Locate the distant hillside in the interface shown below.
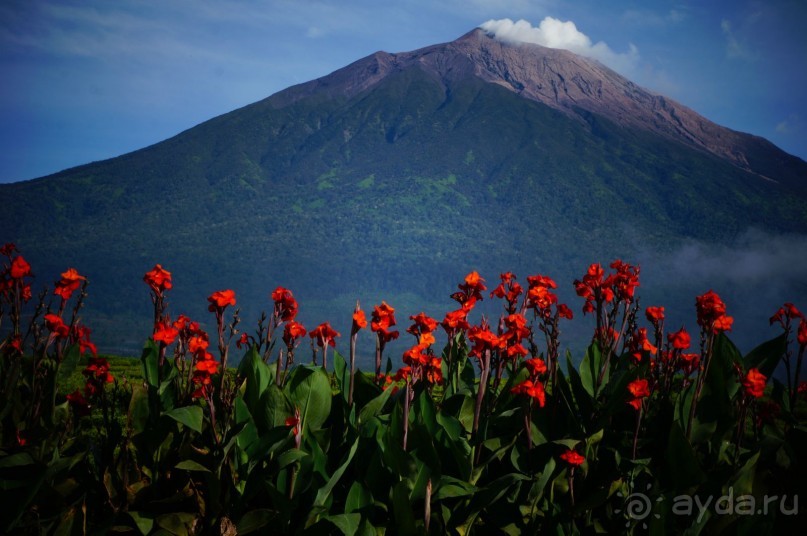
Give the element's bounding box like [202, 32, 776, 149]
[2, 29, 806, 360]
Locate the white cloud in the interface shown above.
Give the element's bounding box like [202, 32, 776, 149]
[479, 17, 639, 74]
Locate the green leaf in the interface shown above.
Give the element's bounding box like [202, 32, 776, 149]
[259, 384, 294, 430]
[235, 509, 275, 535]
[323, 513, 362, 536]
[392, 480, 417, 536]
[310, 438, 360, 519]
[174, 460, 211, 473]
[239, 345, 274, 411]
[155, 512, 196, 536]
[743, 333, 787, 379]
[433, 475, 477, 500]
[140, 339, 160, 389]
[666, 422, 704, 491]
[334, 350, 349, 402]
[164, 406, 203, 433]
[127, 511, 155, 535]
[345, 482, 373, 514]
[579, 342, 602, 398]
[128, 385, 149, 435]
[286, 365, 333, 432]
[358, 380, 393, 427]
[0, 452, 34, 469]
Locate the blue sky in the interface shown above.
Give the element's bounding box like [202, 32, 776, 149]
[2, 0, 806, 183]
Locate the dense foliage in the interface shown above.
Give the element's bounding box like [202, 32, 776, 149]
[1, 246, 805, 534]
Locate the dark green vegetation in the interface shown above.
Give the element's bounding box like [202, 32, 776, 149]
[2, 35, 806, 358]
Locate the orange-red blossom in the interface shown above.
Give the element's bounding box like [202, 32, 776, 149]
[54, 268, 86, 301]
[627, 378, 650, 410]
[143, 264, 172, 293]
[310, 322, 340, 348]
[742, 368, 767, 399]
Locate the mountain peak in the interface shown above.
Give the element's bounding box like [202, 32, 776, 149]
[270, 27, 801, 180]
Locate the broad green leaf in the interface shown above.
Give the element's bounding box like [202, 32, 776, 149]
[174, 460, 211, 472]
[433, 476, 477, 500]
[311, 438, 360, 518]
[743, 333, 787, 379]
[345, 481, 373, 514]
[276, 449, 307, 470]
[324, 513, 362, 536]
[579, 342, 602, 398]
[0, 452, 33, 469]
[239, 345, 273, 411]
[286, 365, 333, 432]
[128, 385, 149, 435]
[358, 383, 393, 427]
[666, 422, 704, 491]
[259, 384, 294, 430]
[127, 511, 155, 536]
[155, 512, 196, 536]
[334, 350, 349, 401]
[164, 406, 203, 433]
[140, 339, 160, 389]
[392, 481, 417, 536]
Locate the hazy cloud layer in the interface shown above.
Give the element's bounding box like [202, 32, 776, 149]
[479, 17, 639, 74]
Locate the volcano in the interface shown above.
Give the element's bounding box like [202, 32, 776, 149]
[3, 28, 806, 357]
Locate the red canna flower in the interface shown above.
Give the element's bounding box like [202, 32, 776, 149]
[742, 368, 767, 399]
[798, 320, 807, 347]
[695, 290, 731, 332]
[371, 301, 399, 344]
[557, 303, 574, 320]
[309, 322, 340, 348]
[668, 327, 691, 350]
[407, 312, 439, 336]
[283, 320, 307, 348]
[9, 256, 31, 279]
[559, 449, 585, 466]
[271, 286, 299, 321]
[425, 357, 444, 386]
[44, 313, 70, 339]
[143, 264, 172, 293]
[511, 379, 546, 407]
[153, 321, 179, 345]
[352, 306, 367, 334]
[627, 379, 650, 410]
[524, 357, 547, 378]
[208, 289, 236, 311]
[53, 268, 86, 301]
[645, 306, 665, 325]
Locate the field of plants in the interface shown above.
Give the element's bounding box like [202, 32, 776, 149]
[1, 244, 805, 534]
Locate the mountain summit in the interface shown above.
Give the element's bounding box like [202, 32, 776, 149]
[277, 28, 804, 185]
[2, 29, 806, 355]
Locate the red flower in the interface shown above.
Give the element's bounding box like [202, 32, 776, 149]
[557, 303, 574, 320]
[425, 357, 444, 386]
[668, 327, 691, 350]
[195, 357, 220, 375]
[371, 301, 399, 344]
[143, 264, 172, 293]
[352, 306, 367, 334]
[403, 343, 431, 366]
[208, 289, 236, 311]
[66, 390, 91, 416]
[407, 312, 439, 336]
[645, 306, 665, 324]
[53, 268, 86, 301]
[309, 322, 340, 348]
[271, 286, 299, 321]
[627, 379, 650, 410]
[468, 325, 504, 357]
[510, 379, 546, 407]
[524, 358, 547, 378]
[490, 272, 523, 305]
[283, 321, 307, 348]
[559, 449, 585, 466]
[695, 290, 731, 331]
[798, 320, 807, 347]
[742, 368, 766, 399]
[9, 256, 31, 279]
[44, 313, 70, 339]
[285, 415, 300, 428]
[153, 321, 179, 345]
